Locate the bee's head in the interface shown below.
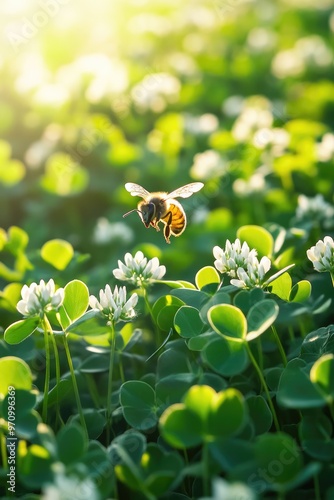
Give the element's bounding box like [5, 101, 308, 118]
[140, 202, 156, 226]
[123, 201, 156, 227]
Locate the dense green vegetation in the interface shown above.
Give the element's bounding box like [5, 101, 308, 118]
[0, 0, 334, 498]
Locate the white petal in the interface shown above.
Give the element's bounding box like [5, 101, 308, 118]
[306, 248, 316, 262]
[259, 256, 271, 274]
[230, 278, 245, 288]
[89, 295, 98, 309]
[214, 260, 223, 273]
[17, 300, 28, 315]
[134, 251, 144, 263]
[27, 294, 41, 314]
[21, 284, 30, 301]
[324, 236, 334, 247]
[313, 261, 325, 272]
[213, 246, 223, 260]
[152, 265, 166, 279]
[124, 253, 133, 267]
[113, 269, 124, 280]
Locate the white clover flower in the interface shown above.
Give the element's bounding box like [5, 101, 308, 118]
[113, 251, 166, 287]
[316, 133, 334, 162]
[233, 171, 267, 197]
[213, 239, 257, 278]
[17, 279, 64, 318]
[190, 150, 227, 181]
[92, 218, 134, 245]
[230, 255, 271, 289]
[184, 113, 219, 135]
[295, 194, 334, 229]
[42, 467, 99, 500]
[131, 73, 180, 113]
[307, 236, 334, 274]
[89, 285, 138, 323]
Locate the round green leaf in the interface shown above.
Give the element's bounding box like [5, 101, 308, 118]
[66, 310, 110, 336]
[207, 388, 247, 439]
[41, 239, 74, 270]
[41, 153, 89, 196]
[20, 444, 53, 489]
[7, 226, 29, 253]
[157, 305, 182, 332]
[188, 331, 217, 351]
[139, 443, 184, 497]
[209, 439, 255, 473]
[195, 266, 220, 290]
[152, 295, 184, 332]
[200, 291, 230, 322]
[255, 433, 303, 486]
[247, 395, 273, 435]
[174, 306, 204, 338]
[4, 317, 40, 344]
[203, 337, 249, 376]
[47, 379, 72, 407]
[208, 304, 247, 342]
[1, 159, 25, 185]
[277, 359, 326, 409]
[109, 431, 146, 466]
[56, 424, 87, 465]
[172, 289, 208, 309]
[80, 354, 109, 373]
[157, 348, 192, 380]
[0, 356, 33, 396]
[289, 280, 311, 302]
[310, 354, 334, 402]
[0, 282, 22, 310]
[71, 408, 106, 440]
[299, 413, 334, 461]
[234, 288, 264, 315]
[61, 279, 89, 325]
[268, 272, 292, 301]
[120, 381, 158, 431]
[16, 410, 41, 440]
[237, 225, 274, 257]
[301, 326, 334, 363]
[246, 299, 279, 341]
[159, 404, 203, 448]
[183, 385, 216, 423]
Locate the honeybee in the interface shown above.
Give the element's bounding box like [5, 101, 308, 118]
[123, 182, 204, 243]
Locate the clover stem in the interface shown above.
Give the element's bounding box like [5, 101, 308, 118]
[329, 401, 334, 423]
[142, 286, 161, 347]
[331, 273, 334, 287]
[142, 286, 154, 321]
[202, 442, 210, 497]
[41, 316, 51, 423]
[245, 343, 280, 432]
[49, 331, 63, 427]
[288, 326, 295, 341]
[106, 322, 116, 444]
[63, 334, 88, 440]
[271, 325, 287, 367]
[119, 355, 125, 384]
[313, 471, 321, 500]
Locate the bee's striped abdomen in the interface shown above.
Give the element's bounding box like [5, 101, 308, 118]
[168, 202, 186, 236]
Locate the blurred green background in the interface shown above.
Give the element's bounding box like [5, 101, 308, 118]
[0, 0, 333, 284]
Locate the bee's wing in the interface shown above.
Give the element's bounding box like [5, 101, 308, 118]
[166, 182, 204, 199]
[125, 183, 151, 199]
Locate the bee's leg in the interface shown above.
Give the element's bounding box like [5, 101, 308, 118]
[150, 221, 160, 232]
[163, 211, 172, 244]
